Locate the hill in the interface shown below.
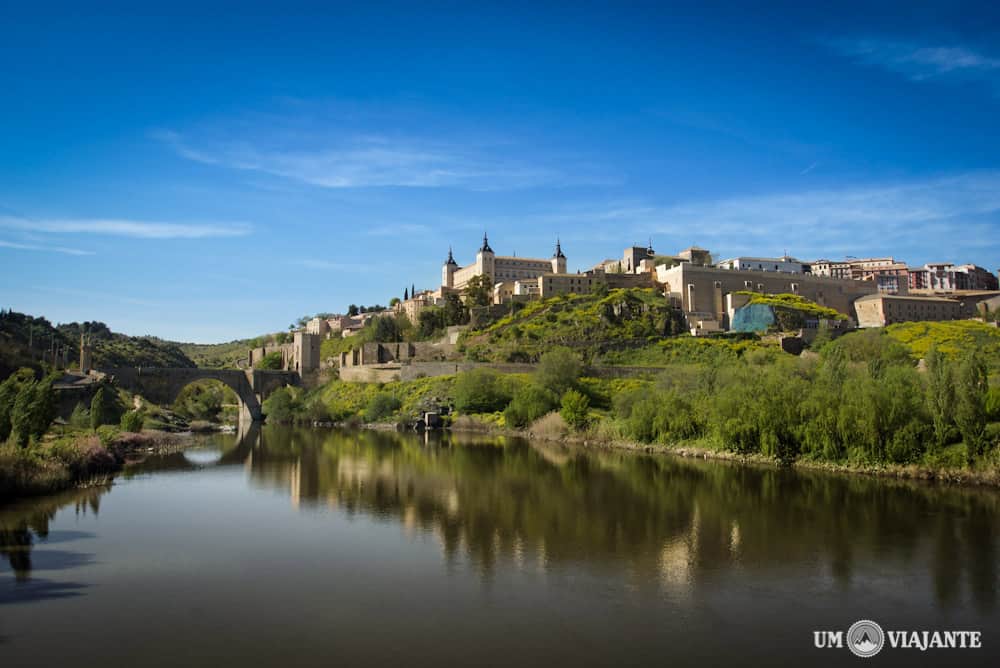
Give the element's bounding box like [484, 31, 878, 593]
[460, 288, 688, 362]
[0, 310, 195, 379]
[173, 338, 261, 369]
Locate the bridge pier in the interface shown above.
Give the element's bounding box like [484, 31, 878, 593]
[238, 393, 263, 425]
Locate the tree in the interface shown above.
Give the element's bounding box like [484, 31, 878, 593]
[8, 373, 57, 447]
[925, 345, 956, 449]
[453, 369, 511, 413]
[32, 374, 58, 439]
[443, 293, 469, 326]
[504, 384, 559, 428]
[91, 384, 125, 430]
[373, 315, 401, 342]
[347, 304, 359, 317]
[364, 392, 401, 422]
[956, 352, 988, 462]
[403, 288, 409, 300]
[463, 274, 492, 307]
[417, 307, 447, 339]
[10, 380, 38, 447]
[560, 389, 590, 430]
[262, 387, 299, 423]
[390, 297, 401, 307]
[0, 368, 34, 442]
[535, 346, 582, 397]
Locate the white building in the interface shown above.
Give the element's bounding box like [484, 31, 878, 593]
[716, 255, 809, 274]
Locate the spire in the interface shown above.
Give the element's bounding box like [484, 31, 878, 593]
[647, 237, 654, 255]
[445, 246, 457, 266]
[553, 237, 565, 259]
[480, 232, 493, 253]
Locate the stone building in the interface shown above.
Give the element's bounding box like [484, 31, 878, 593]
[247, 332, 321, 373]
[537, 268, 654, 297]
[854, 294, 963, 327]
[656, 261, 878, 329]
[441, 235, 567, 292]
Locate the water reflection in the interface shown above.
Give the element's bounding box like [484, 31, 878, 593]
[237, 426, 1000, 612]
[3, 425, 999, 617]
[0, 486, 104, 605]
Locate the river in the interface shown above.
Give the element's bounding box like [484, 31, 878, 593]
[2, 425, 998, 666]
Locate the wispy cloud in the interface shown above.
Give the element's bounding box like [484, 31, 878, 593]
[827, 37, 1000, 89]
[0, 239, 95, 256]
[157, 129, 602, 191]
[0, 215, 252, 239]
[521, 171, 1000, 263]
[799, 162, 819, 176]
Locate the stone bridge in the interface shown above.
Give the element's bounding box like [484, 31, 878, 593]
[98, 367, 299, 423]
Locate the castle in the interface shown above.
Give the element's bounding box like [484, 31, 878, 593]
[440, 233, 567, 292]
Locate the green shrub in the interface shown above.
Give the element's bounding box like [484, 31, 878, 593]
[364, 392, 402, 422]
[536, 346, 582, 397]
[262, 387, 299, 423]
[255, 351, 284, 370]
[96, 425, 121, 446]
[560, 390, 590, 430]
[504, 384, 559, 428]
[453, 369, 512, 414]
[69, 401, 91, 429]
[120, 410, 144, 433]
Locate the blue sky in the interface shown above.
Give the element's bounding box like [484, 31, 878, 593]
[2, 1, 999, 342]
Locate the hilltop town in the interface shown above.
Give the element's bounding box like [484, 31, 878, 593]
[255, 234, 1000, 378]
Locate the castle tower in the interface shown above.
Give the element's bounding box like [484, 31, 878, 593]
[475, 232, 495, 281]
[551, 238, 567, 274]
[442, 246, 458, 288]
[79, 333, 93, 374]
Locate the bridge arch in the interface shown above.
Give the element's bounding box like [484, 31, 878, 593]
[97, 368, 299, 424]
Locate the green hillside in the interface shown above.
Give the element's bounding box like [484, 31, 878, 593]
[886, 320, 1000, 364]
[174, 338, 260, 369]
[460, 288, 686, 362]
[0, 310, 195, 379]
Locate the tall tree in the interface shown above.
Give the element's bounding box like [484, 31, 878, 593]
[925, 345, 956, 449]
[91, 383, 125, 430]
[956, 352, 988, 463]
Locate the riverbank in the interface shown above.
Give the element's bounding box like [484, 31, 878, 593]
[499, 420, 1000, 488]
[0, 428, 212, 501]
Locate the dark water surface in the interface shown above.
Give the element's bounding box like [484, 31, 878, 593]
[2, 426, 999, 667]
